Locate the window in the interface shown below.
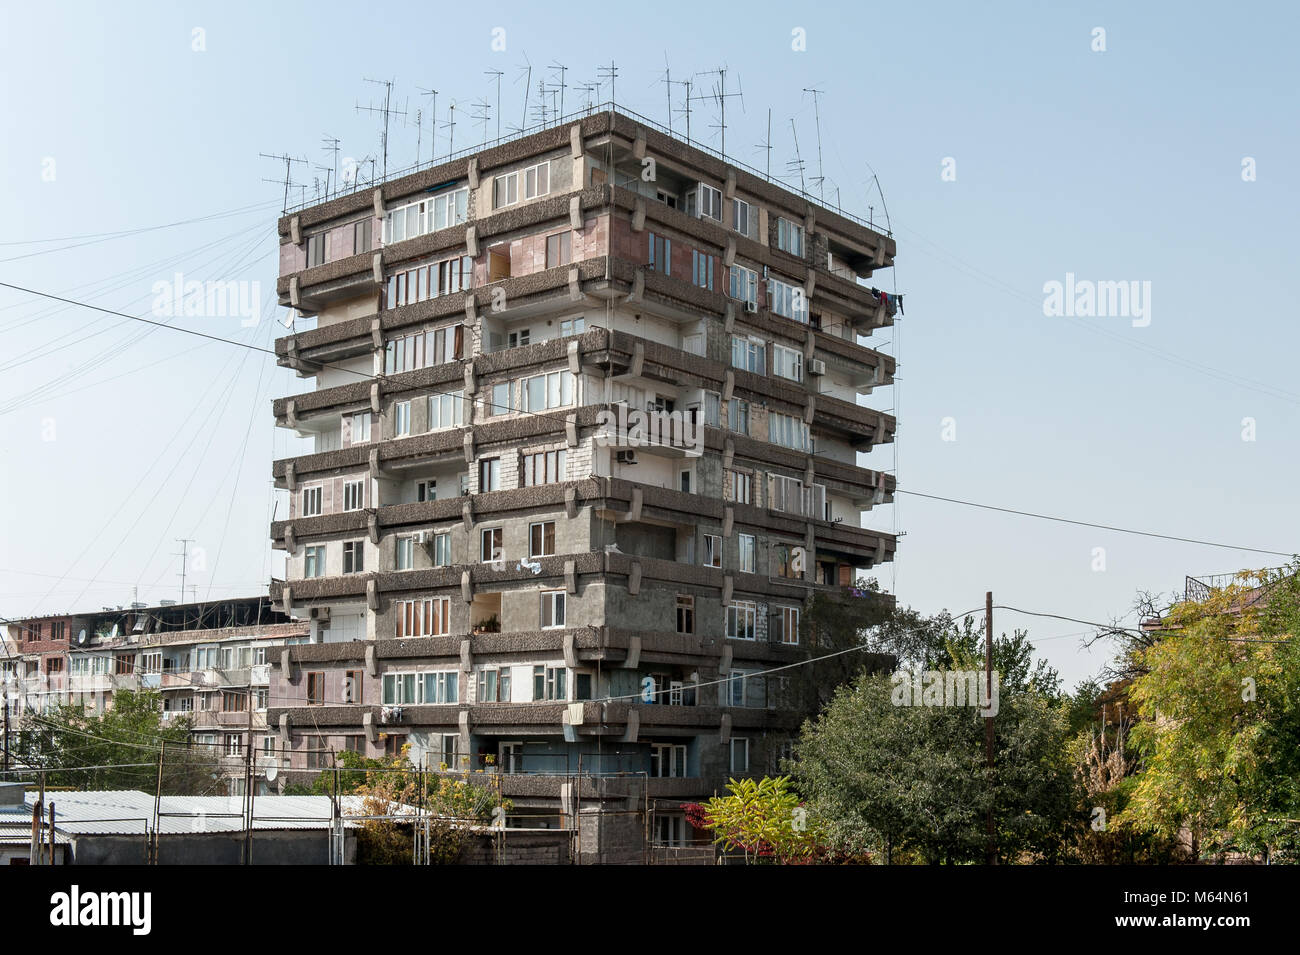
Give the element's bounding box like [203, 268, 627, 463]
[350, 412, 371, 444]
[303, 545, 325, 578]
[731, 336, 765, 374]
[772, 344, 804, 383]
[730, 737, 749, 773]
[254, 689, 268, 711]
[726, 601, 757, 640]
[343, 479, 364, 512]
[521, 448, 565, 486]
[729, 264, 758, 305]
[738, 534, 756, 574]
[656, 189, 678, 208]
[769, 278, 808, 323]
[774, 544, 804, 579]
[776, 217, 804, 257]
[545, 231, 571, 268]
[262, 735, 277, 757]
[306, 672, 325, 705]
[421, 671, 458, 704]
[480, 527, 503, 563]
[648, 232, 671, 275]
[780, 607, 800, 645]
[533, 665, 567, 701]
[493, 171, 519, 208]
[478, 457, 500, 493]
[559, 317, 585, 336]
[353, 218, 372, 254]
[651, 743, 689, 778]
[769, 412, 811, 452]
[385, 323, 465, 373]
[394, 597, 451, 637]
[702, 534, 722, 569]
[342, 541, 365, 574]
[541, 591, 566, 629]
[394, 400, 411, 437]
[382, 672, 417, 705]
[395, 536, 414, 571]
[732, 198, 753, 237]
[688, 183, 722, 221]
[305, 738, 332, 769]
[769, 475, 826, 518]
[575, 671, 594, 701]
[521, 371, 575, 412]
[529, 521, 556, 558]
[488, 382, 512, 416]
[416, 479, 437, 502]
[432, 533, 452, 567]
[301, 486, 323, 517]
[306, 233, 326, 268]
[429, 391, 464, 430]
[221, 690, 246, 712]
[508, 329, 530, 348]
[343, 670, 363, 704]
[728, 398, 749, 435]
[728, 470, 752, 505]
[382, 187, 469, 243]
[225, 734, 243, 757]
[439, 734, 459, 769]
[525, 161, 550, 199]
[676, 595, 694, 635]
[703, 392, 720, 428]
[655, 814, 688, 847]
[476, 667, 511, 703]
[691, 250, 715, 290]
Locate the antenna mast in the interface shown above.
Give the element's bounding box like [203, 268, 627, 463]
[787, 118, 807, 193]
[803, 88, 826, 200]
[356, 77, 407, 180]
[259, 153, 307, 213]
[485, 70, 503, 142]
[174, 539, 193, 606]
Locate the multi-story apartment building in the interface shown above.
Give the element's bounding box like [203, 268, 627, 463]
[268, 107, 899, 837]
[3, 598, 308, 793]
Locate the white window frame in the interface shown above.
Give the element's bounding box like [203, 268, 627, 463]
[395, 536, 415, 571]
[433, 532, 452, 568]
[726, 600, 757, 640]
[541, 590, 566, 629]
[480, 527, 504, 563]
[301, 485, 323, 518]
[303, 545, 326, 578]
[350, 412, 371, 444]
[521, 370, 576, 412]
[428, 391, 464, 431]
[529, 520, 556, 559]
[776, 217, 804, 257]
[738, 534, 756, 574]
[772, 343, 804, 383]
[780, 606, 800, 646]
[394, 400, 412, 437]
[731, 336, 765, 374]
[702, 534, 722, 569]
[524, 161, 551, 200]
[732, 198, 752, 237]
[729, 264, 758, 305]
[730, 737, 750, 773]
[342, 540, 365, 574]
[342, 479, 365, 512]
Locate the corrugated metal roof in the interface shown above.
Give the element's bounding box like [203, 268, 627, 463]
[10, 790, 410, 836]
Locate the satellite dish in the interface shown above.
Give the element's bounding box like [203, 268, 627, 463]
[265, 763, 278, 783]
[109, 624, 119, 640]
[77, 629, 87, 645]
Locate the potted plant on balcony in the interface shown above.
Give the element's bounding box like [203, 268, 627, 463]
[472, 614, 501, 635]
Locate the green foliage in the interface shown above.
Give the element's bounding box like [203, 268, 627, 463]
[699, 776, 829, 864]
[15, 689, 220, 794]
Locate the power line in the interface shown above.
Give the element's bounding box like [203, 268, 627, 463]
[896, 489, 1293, 557]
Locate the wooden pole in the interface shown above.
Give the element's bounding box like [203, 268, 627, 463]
[985, 591, 996, 865]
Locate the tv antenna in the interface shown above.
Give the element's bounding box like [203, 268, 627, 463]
[174, 539, 193, 606]
[673, 76, 696, 143]
[548, 61, 568, 118]
[471, 98, 492, 146]
[356, 77, 407, 180]
[786, 118, 806, 193]
[864, 161, 893, 234]
[802, 88, 826, 201]
[485, 70, 503, 142]
[321, 136, 341, 199]
[259, 153, 307, 212]
[703, 66, 744, 159]
[577, 80, 600, 113]
[597, 60, 619, 108]
[441, 101, 457, 158]
[513, 54, 533, 134]
[417, 87, 438, 162]
[755, 108, 774, 178]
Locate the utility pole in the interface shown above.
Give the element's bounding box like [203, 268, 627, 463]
[30, 797, 41, 865]
[3, 692, 10, 772]
[985, 591, 996, 865]
[243, 679, 255, 865]
[152, 741, 165, 865]
[175, 539, 193, 605]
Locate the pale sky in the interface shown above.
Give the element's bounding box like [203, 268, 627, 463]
[2, 1, 1296, 688]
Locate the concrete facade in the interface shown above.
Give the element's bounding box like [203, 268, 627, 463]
[267, 108, 900, 838]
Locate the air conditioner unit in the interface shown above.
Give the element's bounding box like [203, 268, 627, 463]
[415, 530, 430, 545]
[744, 300, 758, 313]
[310, 607, 330, 622]
[808, 359, 826, 375]
[616, 450, 638, 465]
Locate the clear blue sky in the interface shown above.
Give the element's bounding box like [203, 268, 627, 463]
[2, 1, 1296, 688]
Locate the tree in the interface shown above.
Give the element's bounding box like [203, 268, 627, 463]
[1119, 566, 1300, 861]
[16, 690, 220, 794]
[791, 637, 1079, 864]
[698, 776, 829, 864]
